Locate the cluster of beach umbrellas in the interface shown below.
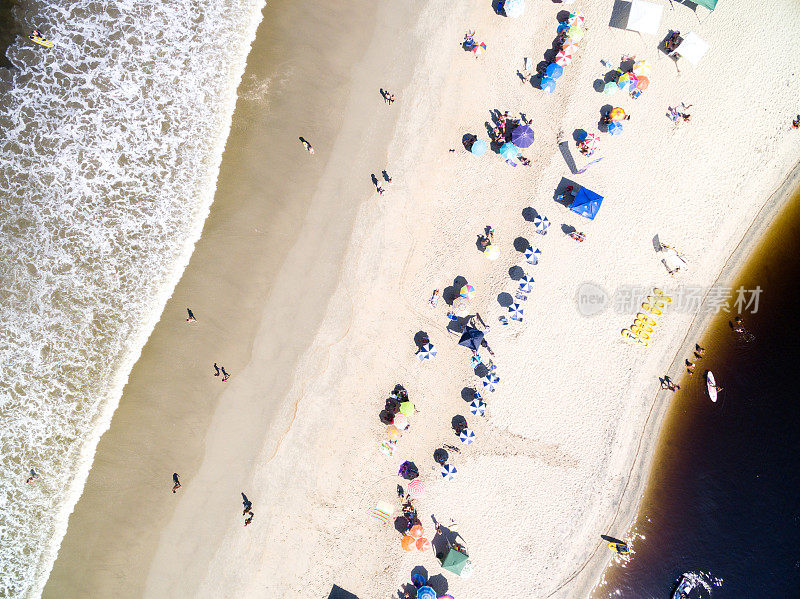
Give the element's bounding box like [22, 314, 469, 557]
[385, 399, 415, 442]
[604, 60, 651, 97]
[541, 11, 585, 94]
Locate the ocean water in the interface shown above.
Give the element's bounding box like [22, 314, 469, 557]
[0, 0, 265, 596]
[593, 187, 800, 598]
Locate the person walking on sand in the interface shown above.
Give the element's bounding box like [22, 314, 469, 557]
[242, 492, 252, 513]
[221, 366, 230, 382]
[244, 511, 254, 526]
[172, 473, 181, 493]
[388, 93, 396, 105]
[300, 138, 314, 154]
[26, 468, 39, 484]
[186, 308, 196, 322]
[213, 363, 220, 377]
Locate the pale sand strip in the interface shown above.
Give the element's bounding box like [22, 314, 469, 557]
[46, 0, 800, 598]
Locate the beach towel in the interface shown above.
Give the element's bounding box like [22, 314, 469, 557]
[380, 440, 397, 456]
[371, 501, 394, 525]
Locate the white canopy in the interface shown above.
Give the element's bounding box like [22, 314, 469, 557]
[675, 31, 710, 66]
[627, 0, 663, 35]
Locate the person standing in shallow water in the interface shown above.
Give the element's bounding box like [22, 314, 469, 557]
[26, 468, 39, 484]
[172, 473, 181, 493]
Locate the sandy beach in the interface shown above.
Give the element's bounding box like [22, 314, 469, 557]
[45, 0, 800, 598]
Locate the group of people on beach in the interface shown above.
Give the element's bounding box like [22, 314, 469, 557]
[684, 344, 706, 376]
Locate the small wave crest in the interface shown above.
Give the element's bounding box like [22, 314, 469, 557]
[0, 0, 265, 595]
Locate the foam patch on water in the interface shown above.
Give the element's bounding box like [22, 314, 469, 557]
[0, 0, 265, 595]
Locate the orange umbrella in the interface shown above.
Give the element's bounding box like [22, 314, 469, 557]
[410, 524, 424, 538]
[401, 535, 416, 551]
[386, 425, 402, 441]
[609, 107, 627, 121]
[416, 537, 431, 551]
[636, 76, 650, 91]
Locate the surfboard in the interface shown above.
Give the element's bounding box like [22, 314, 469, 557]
[29, 36, 54, 48]
[608, 542, 630, 554]
[707, 371, 717, 402]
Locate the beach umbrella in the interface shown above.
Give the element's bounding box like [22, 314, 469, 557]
[674, 32, 710, 66]
[442, 548, 470, 575]
[470, 398, 487, 416]
[511, 125, 535, 148]
[632, 60, 651, 76]
[581, 133, 600, 152]
[471, 42, 487, 57]
[540, 77, 556, 93]
[392, 413, 408, 429]
[570, 186, 604, 220]
[371, 501, 393, 524]
[458, 327, 484, 351]
[453, 296, 469, 317]
[561, 39, 577, 55]
[386, 424, 402, 441]
[441, 464, 458, 481]
[503, 0, 525, 18]
[533, 215, 550, 234]
[524, 245, 541, 264]
[499, 142, 519, 160]
[459, 428, 476, 444]
[410, 523, 425, 538]
[460, 284, 475, 299]
[417, 343, 437, 361]
[603, 81, 618, 95]
[484, 244, 500, 260]
[519, 275, 534, 293]
[556, 21, 570, 33]
[470, 139, 487, 156]
[567, 10, 585, 25]
[617, 72, 638, 91]
[554, 50, 573, 66]
[470, 354, 482, 367]
[609, 107, 627, 121]
[635, 75, 650, 91]
[567, 26, 584, 42]
[482, 373, 499, 392]
[407, 479, 426, 499]
[416, 537, 431, 551]
[508, 303, 524, 321]
[608, 121, 623, 136]
[545, 62, 564, 80]
[401, 535, 416, 551]
[399, 401, 414, 417]
[416, 587, 436, 599]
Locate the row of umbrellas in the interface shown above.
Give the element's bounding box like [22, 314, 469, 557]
[541, 12, 585, 94]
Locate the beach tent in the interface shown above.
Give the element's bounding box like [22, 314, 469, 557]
[442, 548, 470, 575]
[694, 0, 718, 9]
[570, 187, 604, 220]
[504, 0, 525, 18]
[458, 328, 484, 351]
[674, 32, 710, 66]
[626, 0, 663, 35]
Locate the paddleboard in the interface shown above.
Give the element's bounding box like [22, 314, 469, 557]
[672, 575, 695, 599]
[29, 36, 54, 48]
[608, 542, 630, 554]
[707, 371, 717, 402]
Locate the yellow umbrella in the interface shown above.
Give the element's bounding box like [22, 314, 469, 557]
[567, 26, 584, 42]
[386, 425, 402, 441]
[609, 107, 627, 121]
[632, 60, 651, 76]
[485, 245, 500, 260]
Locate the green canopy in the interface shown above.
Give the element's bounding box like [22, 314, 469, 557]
[441, 548, 469, 575]
[693, 0, 717, 10]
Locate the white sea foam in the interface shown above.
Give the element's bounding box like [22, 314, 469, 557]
[0, 0, 266, 596]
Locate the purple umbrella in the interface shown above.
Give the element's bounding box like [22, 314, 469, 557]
[511, 125, 535, 148]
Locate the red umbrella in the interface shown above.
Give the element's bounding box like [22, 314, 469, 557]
[554, 50, 573, 66]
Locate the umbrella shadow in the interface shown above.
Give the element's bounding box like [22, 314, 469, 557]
[413, 331, 430, 349]
[508, 265, 525, 280]
[652, 234, 662, 252]
[451, 415, 468, 432]
[522, 206, 540, 222]
[497, 292, 514, 307]
[513, 236, 530, 253]
[608, 0, 630, 30]
[573, 128, 588, 142]
[554, 177, 579, 206]
[460, 387, 477, 402]
[598, 104, 613, 132]
[601, 534, 627, 545]
[430, 515, 465, 559]
[442, 276, 468, 305]
[427, 574, 449, 596]
[433, 447, 449, 465]
[462, 133, 478, 151]
[561, 223, 577, 235]
[558, 141, 578, 174]
[473, 362, 489, 378]
[446, 316, 471, 335]
[328, 585, 360, 599]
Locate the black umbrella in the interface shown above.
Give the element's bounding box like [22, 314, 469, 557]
[458, 328, 484, 351]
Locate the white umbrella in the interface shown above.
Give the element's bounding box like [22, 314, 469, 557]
[441, 464, 458, 480]
[626, 0, 663, 35]
[417, 343, 437, 361]
[674, 32, 710, 66]
[453, 296, 470, 317]
[525, 245, 541, 264]
[459, 428, 476, 444]
[482, 373, 500, 392]
[469, 399, 487, 416]
[533, 216, 550, 234]
[504, 0, 525, 18]
[519, 275, 534, 293]
[508, 303, 524, 321]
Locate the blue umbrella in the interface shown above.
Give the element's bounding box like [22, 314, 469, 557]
[511, 125, 535, 148]
[483, 373, 500, 392]
[540, 77, 556, 93]
[470, 398, 487, 416]
[545, 63, 564, 80]
[470, 139, 487, 156]
[441, 464, 458, 480]
[499, 142, 519, 160]
[508, 303, 524, 321]
[557, 21, 570, 33]
[459, 428, 476, 444]
[417, 343, 437, 361]
[416, 587, 436, 599]
[570, 187, 604, 220]
[533, 215, 550, 234]
[524, 245, 541, 264]
[608, 121, 623, 136]
[519, 275, 534, 293]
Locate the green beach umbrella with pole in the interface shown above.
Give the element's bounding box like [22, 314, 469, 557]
[441, 547, 470, 575]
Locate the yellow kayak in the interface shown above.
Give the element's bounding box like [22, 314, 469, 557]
[608, 542, 630, 555]
[29, 35, 54, 48]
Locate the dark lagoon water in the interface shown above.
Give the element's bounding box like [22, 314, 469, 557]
[593, 187, 800, 599]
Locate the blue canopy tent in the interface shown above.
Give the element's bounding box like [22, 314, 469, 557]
[458, 328, 484, 351]
[570, 187, 604, 220]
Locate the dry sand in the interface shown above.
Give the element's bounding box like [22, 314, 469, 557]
[45, 0, 800, 598]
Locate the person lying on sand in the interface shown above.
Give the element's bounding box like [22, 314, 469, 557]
[569, 231, 586, 242]
[429, 289, 440, 308]
[793, 116, 800, 129]
[519, 155, 532, 166]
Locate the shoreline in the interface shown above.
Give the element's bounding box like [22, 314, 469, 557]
[561, 161, 800, 598]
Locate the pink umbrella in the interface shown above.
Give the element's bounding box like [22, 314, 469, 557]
[554, 50, 573, 66]
[407, 479, 426, 499]
[392, 413, 409, 429]
[580, 133, 600, 153]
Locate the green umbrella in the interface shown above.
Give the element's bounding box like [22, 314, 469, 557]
[603, 81, 618, 95]
[441, 548, 469, 575]
[399, 401, 414, 417]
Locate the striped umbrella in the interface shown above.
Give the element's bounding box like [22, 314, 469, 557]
[471, 42, 487, 57]
[470, 398, 487, 416]
[519, 275, 534, 293]
[567, 10, 585, 25]
[441, 464, 458, 481]
[500, 142, 519, 160]
[555, 51, 573, 67]
[407, 479, 426, 499]
[460, 283, 474, 298]
[608, 121, 623, 136]
[603, 81, 619, 95]
[525, 245, 541, 264]
[483, 373, 500, 392]
[632, 60, 651, 76]
[561, 40, 578, 55]
[582, 133, 600, 152]
[459, 428, 476, 444]
[617, 72, 638, 92]
[508, 303, 524, 321]
[533, 215, 550, 234]
[417, 343, 437, 361]
[392, 413, 409, 429]
[540, 77, 556, 93]
[609, 107, 627, 121]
